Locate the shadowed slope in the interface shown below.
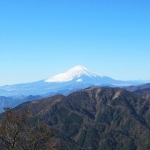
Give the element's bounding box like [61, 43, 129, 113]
[15, 87, 150, 150]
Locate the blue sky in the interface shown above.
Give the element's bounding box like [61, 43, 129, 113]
[0, 0, 150, 85]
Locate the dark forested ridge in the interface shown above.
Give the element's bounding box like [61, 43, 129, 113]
[126, 83, 150, 101]
[126, 83, 150, 92]
[7, 87, 149, 150]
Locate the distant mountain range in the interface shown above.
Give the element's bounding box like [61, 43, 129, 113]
[0, 95, 41, 113]
[0, 66, 150, 149]
[126, 83, 150, 100]
[0, 65, 146, 97]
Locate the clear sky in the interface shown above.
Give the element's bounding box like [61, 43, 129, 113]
[0, 0, 150, 85]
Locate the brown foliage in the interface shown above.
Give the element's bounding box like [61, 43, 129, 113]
[0, 108, 63, 150]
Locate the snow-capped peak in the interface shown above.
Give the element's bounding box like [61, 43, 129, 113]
[45, 65, 99, 83]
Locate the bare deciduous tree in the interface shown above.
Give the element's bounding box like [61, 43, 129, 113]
[0, 108, 65, 150]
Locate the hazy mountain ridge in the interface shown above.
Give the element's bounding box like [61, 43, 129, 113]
[0, 95, 42, 113]
[126, 83, 150, 92]
[0, 66, 149, 113]
[0, 66, 145, 97]
[126, 83, 150, 101]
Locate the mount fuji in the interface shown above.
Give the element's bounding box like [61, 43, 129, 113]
[0, 65, 144, 97]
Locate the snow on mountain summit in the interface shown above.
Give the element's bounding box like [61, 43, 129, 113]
[0, 65, 144, 97]
[45, 65, 99, 83]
